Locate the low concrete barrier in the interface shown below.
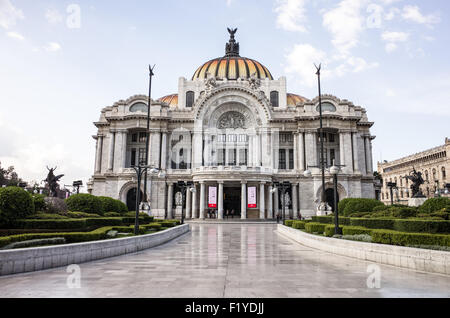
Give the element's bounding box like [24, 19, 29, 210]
[277, 224, 450, 275]
[0, 224, 190, 276]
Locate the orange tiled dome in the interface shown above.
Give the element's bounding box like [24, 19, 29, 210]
[158, 94, 178, 107]
[287, 93, 308, 106]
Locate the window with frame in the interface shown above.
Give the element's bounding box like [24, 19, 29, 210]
[288, 149, 294, 170]
[186, 91, 195, 108]
[239, 149, 248, 166]
[138, 148, 146, 166]
[228, 149, 237, 166]
[139, 132, 147, 143]
[270, 91, 279, 107]
[279, 149, 286, 170]
[131, 149, 137, 167]
[218, 149, 225, 166]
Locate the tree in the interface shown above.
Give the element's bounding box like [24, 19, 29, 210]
[0, 162, 23, 187]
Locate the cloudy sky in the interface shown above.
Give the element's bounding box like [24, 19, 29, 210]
[0, 0, 449, 190]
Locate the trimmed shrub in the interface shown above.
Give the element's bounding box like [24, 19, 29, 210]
[389, 206, 417, 218]
[338, 198, 353, 215]
[347, 212, 372, 218]
[104, 212, 121, 217]
[368, 211, 393, 218]
[98, 196, 128, 214]
[65, 194, 104, 215]
[25, 213, 69, 220]
[430, 210, 450, 220]
[292, 220, 306, 230]
[305, 222, 326, 234]
[342, 234, 372, 243]
[371, 229, 450, 247]
[0, 187, 35, 224]
[418, 197, 450, 214]
[124, 212, 153, 222]
[66, 212, 102, 219]
[372, 205, 389, 212]
[342, 226, 373, 236]
[392, 219, 450, 234]
[342, 198, 384, 216]
[9, 219, 87, 230]
[350, 218, 395, 230]
[159, 221, 176, 228]
[324, 224, 343, 237]
[312, 216, 351, 225]
[44, 197, 68, 214]
[284, 220, 294, 227]
[85, 218, 123, 227]
[142, 223, 162, 231]
[1, 237, 66, 250]
[32, 194, 47, 212]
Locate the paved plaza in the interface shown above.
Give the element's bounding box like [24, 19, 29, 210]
[0, 224, 449, 298]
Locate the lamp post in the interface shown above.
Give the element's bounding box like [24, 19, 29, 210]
[72, 180, 83, 194]
[177, 181, 194, 224]
[132, 163, 164, 235]
[386, 182, 397, 206]
[315, 63, 326, 204]
[330, 163, 342, 235]
[272, 181, 290, 224]
[434, 181, 450, 197]
[143, 65, 156, 210]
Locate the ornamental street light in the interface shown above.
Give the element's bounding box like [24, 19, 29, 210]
[315, 63, 326, 205]
[73, 180, 83, 194]
[132, 162, 163, 235]
[386, 182, 397, 206]
[330, 162, 342, 235]
[272, 181, 291, 224]
[434, 180, 450, 197]
[177, 181, 194, 224]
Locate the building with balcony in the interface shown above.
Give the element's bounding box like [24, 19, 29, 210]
[88, 30, 376, 219]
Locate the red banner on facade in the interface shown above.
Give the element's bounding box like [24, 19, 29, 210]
[248, 186, 257, 208]
[208, 186, 217, 208]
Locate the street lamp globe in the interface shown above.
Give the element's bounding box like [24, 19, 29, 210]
[304, 169, 312, 178]
[330, 165, 339, 175]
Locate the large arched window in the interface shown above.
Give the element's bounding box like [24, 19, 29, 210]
[316, 102, 337, 113]
[129, 102, 147, 113]
[270, 91, 279, 107]
[186, 91, 195, 108]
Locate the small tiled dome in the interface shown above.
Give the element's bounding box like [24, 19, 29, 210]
[158, 94, 178, 107]
[287, 93, 308, 106]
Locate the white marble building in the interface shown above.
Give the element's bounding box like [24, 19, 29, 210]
[88, 30, 376, 219]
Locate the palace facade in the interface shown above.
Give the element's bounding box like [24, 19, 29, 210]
[378, 138, 450, 205]
[87, 30, 376, 219]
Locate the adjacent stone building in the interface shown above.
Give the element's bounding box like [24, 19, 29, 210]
[378, 138, 450, 205]
[87, 30, 376, 219]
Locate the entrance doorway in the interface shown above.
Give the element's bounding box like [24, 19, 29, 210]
[126, 188, 144, 212]
[325, 188, 339, 213]
[223, 187, 241, 218]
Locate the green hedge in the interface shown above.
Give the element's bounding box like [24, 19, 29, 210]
[305, 222, 326, 234]
[350, 218, 396, 230]
[418, 198, 450, 214]
[371, 229, 450, 247]
[8, 219, 87, 230]
[284, 220, 294, 227]
[0, 226, 116, 248]
[311, 216, 351, 225]
[292, 220, 307, 230]
[0, 187, 35, 224]
[342, 198, 384, 216]
[349, 218, 450, 234]
[324, 224, 343, 237]
[66, 212, 102, 219]
[66, 194, 104, 215]
[25, 213, 69, 220]
[98, 196, 128, 214]
[85, 218, 123, 227]
[32, 194, 47, 213]
[342, 226, 373, 236]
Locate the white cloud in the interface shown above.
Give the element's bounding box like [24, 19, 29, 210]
[45, 8, 63, 24]
[402, 5, 440, 27]
[381, 31, 409, 53]
[322, 0, 367, 55]
[0, 0, 24, 29]
[284, 44, 326, 87]
[6, 30, 24, 40]
[44, 42, 62, 52]
[275, 0, 308, 33]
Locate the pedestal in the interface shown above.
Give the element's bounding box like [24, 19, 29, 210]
[175, 206, 183, 219]
[408, 197, 427, 207]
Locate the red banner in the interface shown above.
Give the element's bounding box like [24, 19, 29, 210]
[248, 186, 257, 208]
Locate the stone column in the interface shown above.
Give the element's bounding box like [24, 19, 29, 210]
[292, 183, 298, 219]
[260, 183, 265, 219]
[339, 132, 345, 167]
[365, 136, 373, 174]
[107, 131, 115, 171]
[293, 133, 298, 171]
[95, 135, 104, 174]
[161, 132, 168, 170]
[121, 131, 128, 169]
[352, 132, 361, 173]
[268, 185, 274, 219]
[274, 188, 279, 217]
[199, 182, 206, 219]
[218, 182, 224, 220]
[186, 186, 192, 219]
[256, 133, 262, 167]
[193, 132, 203, 168]
[298, 183, 302, 219]
[305, 131, 317, 169]
[241, 181, 247, 220]
[167, 183, 174, 220]
[298, 131, 305, 171]
[192, 183, 198, 219]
